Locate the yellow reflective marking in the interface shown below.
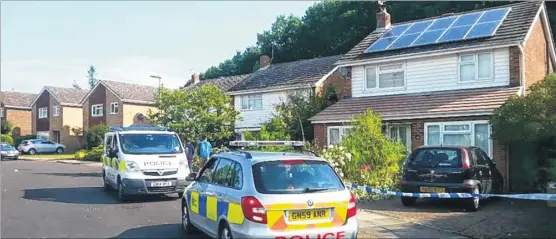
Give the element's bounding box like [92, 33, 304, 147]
[266, 210, 283, 229]
[111, 158, 116, 168]
[190, 192, 199, 214]
[227, 203, 244, 224]
[118, 160, 127, 172]
[206, 196, 217, 221]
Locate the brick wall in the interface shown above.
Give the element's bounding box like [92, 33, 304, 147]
[509, 46, 522, 87]
[317, 70, 352, 100]
[5, 108, 32, 137]
[82, 98, 89, 132]
[105, 89, 123, 127]
[524, 17, 549, 89]
[49, 94, 63, 142]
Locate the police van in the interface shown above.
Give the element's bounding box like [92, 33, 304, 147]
[181, 141, 359, 239]
[102, 126, 191, 201]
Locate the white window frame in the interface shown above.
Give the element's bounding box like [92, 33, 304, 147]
[0, 107, 4, 118]
[387, 124, 412, 151]
[424, 120, 493, 157]
[110, 102, 119, 115]
[91, 104, 103, 117]
[38, 107, 48, 119]
[327, 126, 353, 146]
[365, 63, 406, 90]
[240, 94, 263, 111]
[52, 105, 60, 117]
[458, 52, 494, 83]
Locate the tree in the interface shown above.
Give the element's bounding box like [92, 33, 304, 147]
[72, 80, 82, 89]
[1, 121, 13, 134]
[87, 65, 98, 89]
[149, 85, 240, 146]
[85, 124, 109, 149]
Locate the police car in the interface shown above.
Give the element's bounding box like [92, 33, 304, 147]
[101, 126, 191, 201]
[181, 141, 359, 239]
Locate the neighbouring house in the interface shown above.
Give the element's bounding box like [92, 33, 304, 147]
[30, 86, 89, 152]
[309, 1, 556, 191]
[227, 55, 349, 140]
[80, 80, 159, 131]
[181, 73, 251, 107]
[0, 91, 37, 137]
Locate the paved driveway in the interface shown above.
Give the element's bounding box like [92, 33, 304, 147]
[2, 159, 467, 238]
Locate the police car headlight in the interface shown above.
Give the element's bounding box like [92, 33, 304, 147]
[126, 161, 140, 172]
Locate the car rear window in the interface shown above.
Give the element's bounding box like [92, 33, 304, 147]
[252, 160, 344, 194]
[407, 148, 462, 168]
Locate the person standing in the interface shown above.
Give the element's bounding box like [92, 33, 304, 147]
[198, 138, 212, 169]
[185, 141, 195, 172]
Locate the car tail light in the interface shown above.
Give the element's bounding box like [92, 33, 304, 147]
[347, 191, 357, 218]
[241, 196, 267, 224]
[461, 149, 471, 169]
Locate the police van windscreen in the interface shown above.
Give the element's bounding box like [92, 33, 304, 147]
[252, 160, 344, 194]
[119, 133, 183, 155]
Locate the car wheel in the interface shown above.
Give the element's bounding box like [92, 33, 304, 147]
[466, 186, 480, 212]
[56, 147, 64, 154]
[117, 179, 128, 202]
[28, 149, 36, 155]
[219, 222, 233, 239]
[181, 200, 195, 234]
[401, 196, 417, 206]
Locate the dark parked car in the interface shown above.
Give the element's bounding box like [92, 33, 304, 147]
[400, 146, 503, 211]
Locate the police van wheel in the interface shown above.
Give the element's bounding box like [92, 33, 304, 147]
[102, 171, 110, 191]
[181, 203, 194, 233]
[117, 180, 128, 202]
[177, 192, 184, 198]
[218, 222, 232, 239]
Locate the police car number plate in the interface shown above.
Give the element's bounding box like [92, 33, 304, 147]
[288, 209, 330, 222]
[150, 181, 172, 187]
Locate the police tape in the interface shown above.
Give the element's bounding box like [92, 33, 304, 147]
[346, 183, 556, 201]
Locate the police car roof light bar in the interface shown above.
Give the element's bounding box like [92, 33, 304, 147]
[229, 141, 304, 147]
[109, 126, 170, 132]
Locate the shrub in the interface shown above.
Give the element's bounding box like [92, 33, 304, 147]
[340, 110, 407, 190]
[86, 124, 109, 149]
[74, 150, 87, 160]
[85, 144, 103, 161]
[0, 134, 14, 145]
[1, 121, 13, 134]
[14, 135, 36, 147]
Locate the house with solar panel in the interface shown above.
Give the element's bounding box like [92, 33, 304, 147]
[309, 1, 555, 190]
[227, 55, 350, 140]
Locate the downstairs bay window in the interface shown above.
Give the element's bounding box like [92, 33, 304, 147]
[424, 121, 491, 156]
[327, 126, 353, 146]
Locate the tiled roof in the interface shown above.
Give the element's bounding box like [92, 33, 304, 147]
[337, 1, 543, 65]
[46, 86, 89, 106]
[183, 74, 251, 92]
[309, 87, 521, 122]
[0, 91, 37, 108]
[228, 55, 341, 92]
[101, 80, 158, 104]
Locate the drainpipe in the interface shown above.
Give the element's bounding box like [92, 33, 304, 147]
[518, 44, 526, 96]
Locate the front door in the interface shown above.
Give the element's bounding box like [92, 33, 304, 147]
[188, 157, 218, 234]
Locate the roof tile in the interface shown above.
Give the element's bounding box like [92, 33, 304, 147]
[183, 74, 251, 92]
[46, 86, 88, 106]
[0, 91, 37, 108]
[101, 80, 158, 104]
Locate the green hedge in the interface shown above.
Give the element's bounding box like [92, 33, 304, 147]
[0, 134, 14, 145]
[14, 135, 36, 147]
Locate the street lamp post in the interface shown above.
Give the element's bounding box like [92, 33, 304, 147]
[150, 75, 162, 115]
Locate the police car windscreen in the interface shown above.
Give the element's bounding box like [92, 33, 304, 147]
[252, 160, 344, 194]
[119, 133, 183, 155]
[407, 148, 462, 168]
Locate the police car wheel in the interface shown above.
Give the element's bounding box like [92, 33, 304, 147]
[181, 203, 194, 233]
[219, 222, 232, 239]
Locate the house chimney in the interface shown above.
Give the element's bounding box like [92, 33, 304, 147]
[259, 55, 271, 68]
[191, 73, 200, 85]
[375, 1, 391, 33]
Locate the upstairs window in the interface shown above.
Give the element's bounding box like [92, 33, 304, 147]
[92, 104, 103, 117]
[459, 52, 493, 82]
[366, 63, 405, 89]
[110, 102, 119, 115]
[39, 107, 48, 119]
[52, 106, 60, 117]
[241, 94, 262, 110]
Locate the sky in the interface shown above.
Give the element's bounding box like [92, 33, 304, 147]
[1, 1, 316, 93]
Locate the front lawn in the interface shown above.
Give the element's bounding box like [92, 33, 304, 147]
[20, 154, 75, 160]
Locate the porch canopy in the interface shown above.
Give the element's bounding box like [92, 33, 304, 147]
[309, 86, 521, 123]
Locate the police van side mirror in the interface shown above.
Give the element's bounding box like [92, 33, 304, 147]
[186, 172, 197, 181]
[108, 148, 118, 158]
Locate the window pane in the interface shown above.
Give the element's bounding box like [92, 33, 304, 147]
[329, 128, 340, 145]
[379, 64, 403, 71]
[379, 72, 404, 88]
[233, 162, 243, 189]
[460, 64, 475, 81]
[427, 125, 440, 145]
[366, 67, 376, 88]
[389, 126, 398, 139]
[460, 55, 474, 62]
[343, 127, 353, 137]
[443, 134, 472, 146]
[254, 99, 262, 109]
[213, 158, 235, 187]
[241, 97, 248, 109]
[474, 124, 490, 154]
[444, 124, 470, 131]
[478, 53, 492, 78]
[399, 126, 408, 147]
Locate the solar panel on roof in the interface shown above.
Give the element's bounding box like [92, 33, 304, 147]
[364, 7, 511, 54]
